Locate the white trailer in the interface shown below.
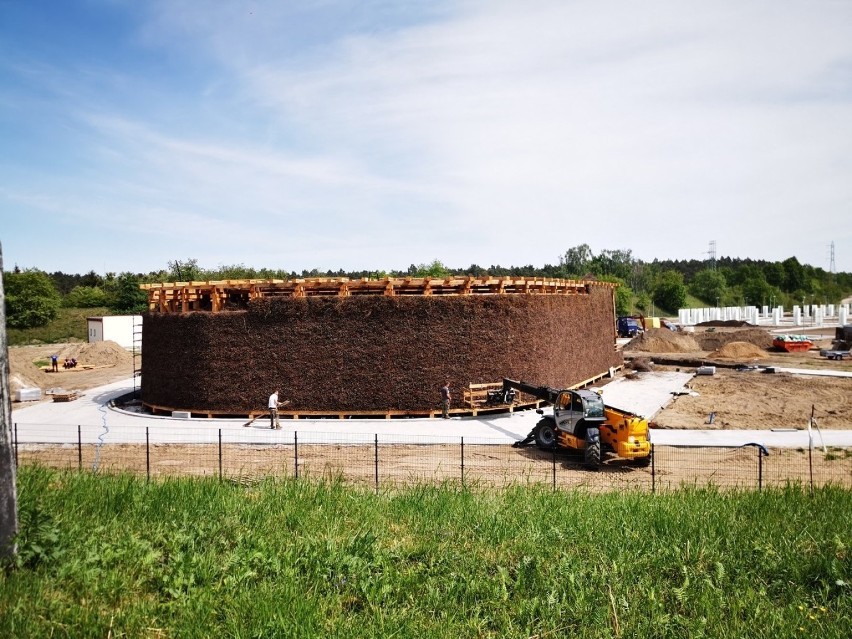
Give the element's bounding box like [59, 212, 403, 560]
[86, 315, 142, 350]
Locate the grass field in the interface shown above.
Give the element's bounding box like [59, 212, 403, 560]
[7, 307, 111, 346]
[1, 468, 850, 638]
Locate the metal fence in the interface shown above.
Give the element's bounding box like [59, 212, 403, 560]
[12, 422, 852, 492]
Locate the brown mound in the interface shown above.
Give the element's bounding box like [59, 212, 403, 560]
[626, 357, 655, 372]
[625, 328, 701, 353]
[55, 341, 134, 367]
[695, 320, 755, 328]
[709, 341, 768, 360]
[695, 328, 773, 351]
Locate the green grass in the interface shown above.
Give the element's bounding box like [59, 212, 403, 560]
[7, 307, 111, 346]
[1, 468, 850, 638]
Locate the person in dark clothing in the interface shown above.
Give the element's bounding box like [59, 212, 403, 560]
[440, 381, 451, 419]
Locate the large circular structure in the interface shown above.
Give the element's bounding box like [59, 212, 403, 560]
[140, 277, 622, 416]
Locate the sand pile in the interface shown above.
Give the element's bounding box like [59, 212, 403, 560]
[625, 328, 701, 353]
[56, 341, 134, 367]
[709, 341, 768, 360]
[695, 328, 773, 351]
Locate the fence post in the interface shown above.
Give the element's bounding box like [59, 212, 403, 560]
[551, 448, 556, 491]
[77, 424, 82, 472]
[13, 422, 17, 469]
[808, 440, 814, 494]
[758, 446, 763, 491]
[374, 434, 379, 493]
[218, 429, 222, 481]
[460, 436, 465, 488]
[145, 426, 150, 482]
[294, 432, 299, 479]
[651, 443, 656, 494]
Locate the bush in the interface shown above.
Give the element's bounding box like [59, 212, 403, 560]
[63, 285, 108, 308]
[652, 270, 687, 312]
[4, 269, 61, 328]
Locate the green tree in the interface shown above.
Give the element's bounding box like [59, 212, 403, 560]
[410, 260, 451, 278]
[63, 286, 108, 308]
[105, 273, 148, 313]
[740, 272, 779, 307]
[652, 270, 687, 312]
[168, 258, 201, 282]
[590, 249, 634, 280]
[635, 292, 651, 313]
[560, 244, 594, 277]
[3, 269, 61, 328]
[598, 275, 632, 315]
[689, 269, 727, 305]
[782, 257, 807, 293]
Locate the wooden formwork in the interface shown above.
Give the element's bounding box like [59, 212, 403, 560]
[140, 276, 616, 314]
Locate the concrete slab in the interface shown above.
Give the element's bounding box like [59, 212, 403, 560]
[11, 376, 852, 448]
[593, 371, 695, 418]
[651, 428, 852, 448]
[776, 367, 852, 378]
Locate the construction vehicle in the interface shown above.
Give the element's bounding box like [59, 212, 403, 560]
[505, 378, 651, 470]
[616, 316, 644, 338]
[831, 325, 852, 351]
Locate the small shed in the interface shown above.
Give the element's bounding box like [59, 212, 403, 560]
[87, 315, 143, 350]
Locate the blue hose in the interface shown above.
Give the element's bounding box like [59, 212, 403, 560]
[92, 400, 109, 472]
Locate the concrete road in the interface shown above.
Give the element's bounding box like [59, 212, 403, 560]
[11, 377, 852, 448]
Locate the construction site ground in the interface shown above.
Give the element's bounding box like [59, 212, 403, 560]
[623, 325, 852, 430]
[11, 331, 852, 429]
[8, 334, 852, 488]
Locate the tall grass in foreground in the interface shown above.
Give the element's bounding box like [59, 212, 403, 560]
[1, 468, 850, 638]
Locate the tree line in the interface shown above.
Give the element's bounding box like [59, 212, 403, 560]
[4, 250, 851, 328]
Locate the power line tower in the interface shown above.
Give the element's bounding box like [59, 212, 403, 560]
[707, 240, 717, 270]
[829, 241, 836, 275]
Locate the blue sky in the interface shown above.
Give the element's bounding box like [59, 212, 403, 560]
[1, 0, 851, 275]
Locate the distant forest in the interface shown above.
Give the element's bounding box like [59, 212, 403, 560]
[4, 246, 851, 328]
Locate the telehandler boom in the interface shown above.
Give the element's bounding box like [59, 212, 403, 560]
[504, 378, 651, 470]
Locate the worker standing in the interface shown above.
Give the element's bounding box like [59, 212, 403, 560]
[50, 354, 58, 372]
[440, 380, 451, 419]
[268, 390, 282, 429]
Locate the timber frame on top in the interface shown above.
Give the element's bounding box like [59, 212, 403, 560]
[141, 276, 616, 314]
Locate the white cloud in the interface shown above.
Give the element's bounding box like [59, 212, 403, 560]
[3, 0, 852, 273]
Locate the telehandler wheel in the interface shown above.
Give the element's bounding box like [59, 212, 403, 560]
[584, 427, 601, 470]
[633, 452, 652, 467]
[534, 419, 557, 449]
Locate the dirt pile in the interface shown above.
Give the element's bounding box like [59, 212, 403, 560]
[8, 341, 135, 396]
[625, 329, 701, 353]
[709, 342, 768, 360]
[56, 341, 135, 367]
[695, 328, 773, 351]
[696, 320, 755, 328]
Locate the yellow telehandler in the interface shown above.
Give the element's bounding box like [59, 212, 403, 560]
[505, 378, 651, 470]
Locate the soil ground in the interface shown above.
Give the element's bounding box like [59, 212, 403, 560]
[16, 442, 851, 490]
[9, 333, 852, 488]
[9, 342, 137, 404]
[10, 334, 852, 430]
[622, 326, 852, 430]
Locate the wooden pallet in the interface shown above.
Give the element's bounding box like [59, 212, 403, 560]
[52, 391, 80, 402]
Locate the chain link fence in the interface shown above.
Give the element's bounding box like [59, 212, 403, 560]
[12, 422, 852, 491]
